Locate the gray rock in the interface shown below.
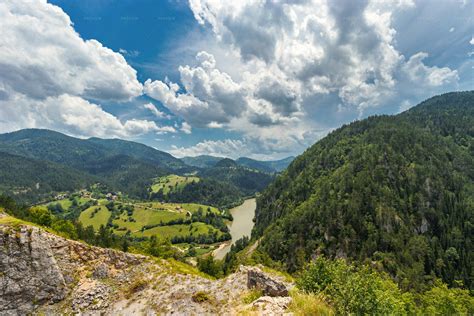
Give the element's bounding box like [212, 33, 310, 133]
[250, 296, 292, 315]
[92, 263, 109, 279]
[247, 267, 289, 297]
[0, 226, 67, 315]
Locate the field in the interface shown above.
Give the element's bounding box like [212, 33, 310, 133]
[111, 202, 222, 238]
[36, 192, 230, 249]
[137, 222, 220, 238]
[78, 205, 111, 230]
[36, 196, 91, 211]
[150, 175, 199, 195]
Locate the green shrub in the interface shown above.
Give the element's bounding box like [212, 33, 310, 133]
[297, 257, 474, 315]
[241, 289, 263, 304]
[192, 291, 211, 303]
[416, 281, 474, 315]
[297, 257, 407, 315]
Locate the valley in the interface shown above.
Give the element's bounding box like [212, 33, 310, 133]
[1, 92, 473, 315]
[33, 187, 233, 257]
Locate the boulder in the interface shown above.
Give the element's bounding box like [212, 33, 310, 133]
[247, 267, 289, 296]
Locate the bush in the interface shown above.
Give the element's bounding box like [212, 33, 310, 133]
[297, 257, 474, 315]
[416, 281, 474, 315]
[197, 255, 223, 278]
[192, 291, 211, 303]
[297, 257, 407, 315]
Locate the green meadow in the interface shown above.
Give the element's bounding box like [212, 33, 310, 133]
[78, 205, 111, 230]
[36, 193, 229, 249]
[150, 174, 199, 195]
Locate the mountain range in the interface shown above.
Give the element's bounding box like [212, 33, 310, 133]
[181, 155, 294, 173]
[0, 129, 286, 204]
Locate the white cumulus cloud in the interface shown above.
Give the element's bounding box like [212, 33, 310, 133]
[0, 0, 163, 139]
[0, 0, 142, 102]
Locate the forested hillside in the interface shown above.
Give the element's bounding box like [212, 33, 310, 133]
[181, 155, 294, 173]
[201, 160, 274, 196]
[0, 129, 185, 171]
[0, 152, 97, 201]
[253, 91, 474, 290]
[0, 129, 272, 205]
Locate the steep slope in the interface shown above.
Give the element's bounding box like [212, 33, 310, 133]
[182, 155, 295, 173]
[0, 129, 184, 199]
[0, 129, 104, 170]
[264, 156, 295, 172]
[253, 91, 474, 290]
[236, 157, 295, 173]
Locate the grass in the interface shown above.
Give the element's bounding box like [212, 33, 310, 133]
[78, 205, 111, 230]
[0, 214, 61, 236]
[42, 197, 92, 210]
[288, 291, 334, 316]
[162, 258, 214, 279]
[111, 202, 221, 236]
[134, 202, 219, 215]
[126, 278, 148, 298]
[0, 214, 27, 227]
[113, 205, 184, 232]
[242, 289, 263, 304]
[48, 195, 226, 248]
[136, 222, 221, 238]
[194, 246, 214, 256]
[150, 174, 199, 195]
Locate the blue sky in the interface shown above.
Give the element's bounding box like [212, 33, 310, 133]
[0, 0, 473, 159]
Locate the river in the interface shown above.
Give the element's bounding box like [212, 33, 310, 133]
[214, 198, 256, 260]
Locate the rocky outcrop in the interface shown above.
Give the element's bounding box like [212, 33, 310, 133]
[0, 219, 295, 315]
[247, 266, 290, 296]
[0, 223, 144, 315]
[0, 226, 67, 315]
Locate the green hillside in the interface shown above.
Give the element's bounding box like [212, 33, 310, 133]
[0, 129, 185, 171]
[201, 161, 274, 196]
[181, 155, 294, 173]
[0, 129, 185, 199]
[0, 152, 96, 200]
[150, 175, 200, 195]
[181, 155, 224, 168]
[253, 91, 474, 290]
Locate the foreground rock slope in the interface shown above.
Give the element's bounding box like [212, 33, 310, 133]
[0, 214, 292, 315]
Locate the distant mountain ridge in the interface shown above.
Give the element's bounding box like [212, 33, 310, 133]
[181, 155, 294, 173]
[0, 129, 179, 200]
[0, 129, 185, 171]
[0, 129, 280, 204]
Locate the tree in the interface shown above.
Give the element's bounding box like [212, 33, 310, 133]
[28, 207, 52, 226]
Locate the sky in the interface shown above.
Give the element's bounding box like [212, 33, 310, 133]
[0, 0, 473, 160]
